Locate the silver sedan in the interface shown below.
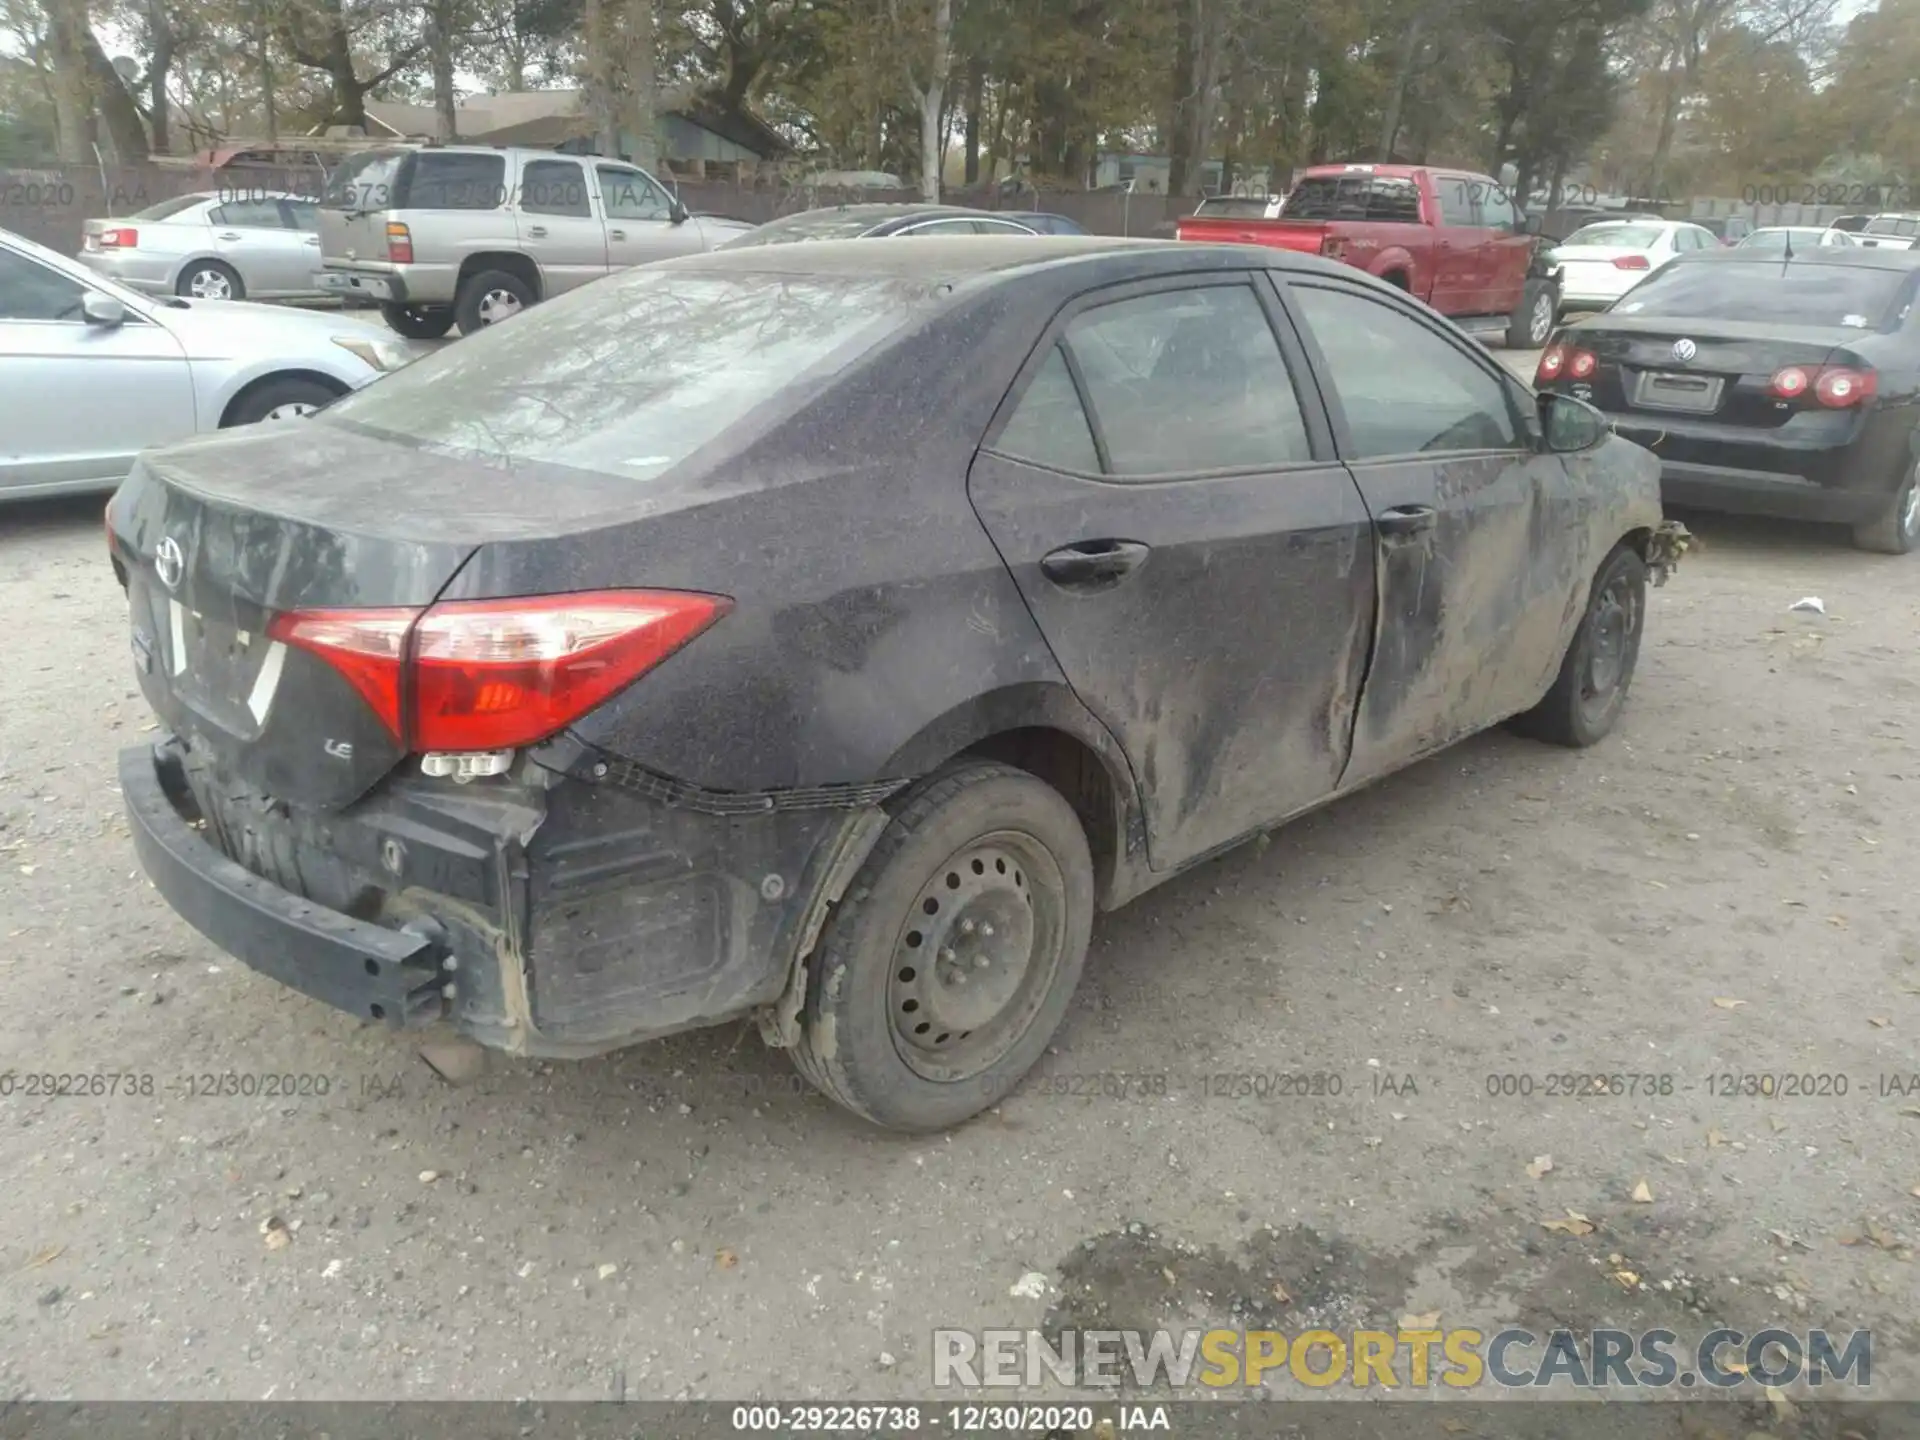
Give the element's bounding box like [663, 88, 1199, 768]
[1, 227, 424, 503]
[75, 191, 327, 302]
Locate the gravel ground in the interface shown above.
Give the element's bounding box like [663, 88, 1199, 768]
[2, 351, 1917, 1405]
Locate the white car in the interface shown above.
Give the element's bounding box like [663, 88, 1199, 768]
[1555, 218, 1721, 312]
[1, 227, 423, 503]
[1735, 226, 1858, 252]
[1855, 213, 1920, 251]
[75, 191, 328, 302]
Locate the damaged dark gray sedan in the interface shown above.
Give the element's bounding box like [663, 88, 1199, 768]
[108, 237, 1686, 1132]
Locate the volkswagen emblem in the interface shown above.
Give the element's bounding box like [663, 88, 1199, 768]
[154, 536, 185, 591]
[1671, 338, 1697, 362]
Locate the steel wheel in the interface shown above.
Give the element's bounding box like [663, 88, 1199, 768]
[886, 832, 1067, 1082]
[476, 288, 522, 325]
[1579, 566, 1641, 715]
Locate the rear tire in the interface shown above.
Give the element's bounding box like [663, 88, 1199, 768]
[787, 761, 1094, 1133]
[1508, 279, 1557, 349]
[1511, 544, 1647, 748]
[224, 376, 340, 427]
[177, 260, 243, 301]
[380, 302, 455, 340]
[454, 269, 534, 336]
[1851, 461, 1919, 555]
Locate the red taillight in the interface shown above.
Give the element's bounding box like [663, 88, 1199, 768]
[1537, 345, 1597, 384]
[1814, 367, 1875, 407]
[1612, 255, 1650, 271]
[1769, 365, 1876, 407]
[98, 226, 138, 249]
[268, 591, 729, 753]
[386, 221, 413, 265]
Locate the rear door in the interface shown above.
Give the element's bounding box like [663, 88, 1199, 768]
[516, 158, 607, 293]
[1279, 276, 1579, 782]
[280, 199, 325, 293]
[967, 276, 1378, 868]
[206, 196, 310, 295]
[594, 164, 705, 268]
[0, 243, 194, 495]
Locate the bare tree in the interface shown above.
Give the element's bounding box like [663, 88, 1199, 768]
[888, 0, 952, 199]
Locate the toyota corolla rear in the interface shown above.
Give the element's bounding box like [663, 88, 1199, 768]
[108, 255, 967, 1055]
[1534, 253, 1920, 529]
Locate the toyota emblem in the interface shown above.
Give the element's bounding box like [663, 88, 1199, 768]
[154, 536, 185, 591]
[1671, 338, 1697, 362]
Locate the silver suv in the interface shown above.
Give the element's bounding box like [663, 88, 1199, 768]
[313, 145, 755, 337]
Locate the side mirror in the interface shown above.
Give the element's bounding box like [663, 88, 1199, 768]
[1539, 391, 1608, 453]
[668, 196, 689, 225]
[82, 292, 127, 327]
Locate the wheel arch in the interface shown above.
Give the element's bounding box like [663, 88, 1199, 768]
[218, 369, 350, 428]
[457, 251, 543, 301]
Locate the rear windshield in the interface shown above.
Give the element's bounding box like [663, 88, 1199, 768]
[321, 150, 408, 209]
[720, 210, 888, 247]
[1564, 223, 1663, 248]
[319, 268, 946, 477]
[1281, 175, 1421, 223]
[1864, 216, 1919, 236]
[1738, 229, 1824, 249]
[1612, 262, 1912, 328]
[131, 194, 208, 221]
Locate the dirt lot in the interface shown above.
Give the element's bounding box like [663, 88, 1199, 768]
[2, 362, 1917, 1404]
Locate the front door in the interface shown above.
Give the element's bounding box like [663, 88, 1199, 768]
[0, 245, 194, 496]
[1279, 277, 1582, 787]
[967, 276, 1378, 869]
[1429, 174, 1487, 313]
[594, 165, 706, 269]
[515, 158, 608, 295]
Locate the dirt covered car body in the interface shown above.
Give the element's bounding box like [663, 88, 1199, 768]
[110, 237, 1681, 1130]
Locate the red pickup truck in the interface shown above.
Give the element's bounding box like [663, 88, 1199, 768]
[1176, 163, 1556, 349]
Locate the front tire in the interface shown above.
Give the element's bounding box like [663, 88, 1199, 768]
[1511, 544, 1647, 748]
[224, 376, 340, 427]
[1852, 461, 1919, 555]
[380, 302, 455, 340]
[788, 761, 1094, 1132]
[454, 269, 534, 336]
[1508, 279, 1557, 349]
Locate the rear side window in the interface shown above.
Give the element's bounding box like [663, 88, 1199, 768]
[992, 348, 1100, 472]
[1283, 175, 1421, 223]
[318, 270, 947, 479]
[1611, 262, 1911, 329]
[521, 159, 590, 217]
[402, 151, 508, 209]
[1290, 284, 1517, 458]
[1061, 285, 1313, 476]
[209, 198, 287, 228]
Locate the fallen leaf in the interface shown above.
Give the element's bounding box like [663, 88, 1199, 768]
[17, 865, 35, 876]
[1828, 915, 1849, 930]
[1542, 1210, 1596, 1237]
[1609, 1269, 1641, 1289]
[1663, 1154, 1688, 1166]
[1271, 1280, 1291, 1305]
[1526, 1155, 1554, 1180]
[716, 1248, 739, 1270]
[1869, 1017, 1892, 1029]
[418, 1170, 441, 1184]
[1631, 1179, 1655, 1203]
[597, 1263, 619, 1280]
[1768, 1114, 1788, 1133]
[1865, 1220, 1898, 1250]
[260, 1216, 291, 1252]
[1161, 1267, 1176, 1284]
[1708, 1128, 1728, 1147]
[1909, 1185, 1920, 1199]
[1902, 1106, 1920, 1119]
[1400, 1311, 1442, 1329]
[1712, 997, 1746, 1010]
[1838, 1230, 1864, 1247]
[23, 1246, 64, 1270]
[1442, 1425, 1472, 1437]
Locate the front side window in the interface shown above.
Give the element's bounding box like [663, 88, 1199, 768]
[1062, 284, 1313, 476]
[0, 247, 87, 321]
[597, 166, 674, 222]
[1290, 283, 1518, 458]
[1436, 178, 1476, 227]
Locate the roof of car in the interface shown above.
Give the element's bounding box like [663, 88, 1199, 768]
[1671, 245, 1920, 271]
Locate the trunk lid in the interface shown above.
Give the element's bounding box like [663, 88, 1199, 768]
[318, 147, 412, 266]
[111, 426, 482, 810]
[1564, 316, 1867, 426]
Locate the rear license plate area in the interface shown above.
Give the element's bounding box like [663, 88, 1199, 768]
[1633, 369, 1724, 414]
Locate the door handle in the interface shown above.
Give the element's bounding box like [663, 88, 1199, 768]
[1376, 504, 1437, 538]
[303, 235, 319, 245]
[217, 231, 243, 240]
[527, 225, 548, 238]
[1039, 539, 1150, 591]
[608, 228, 627, 240]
